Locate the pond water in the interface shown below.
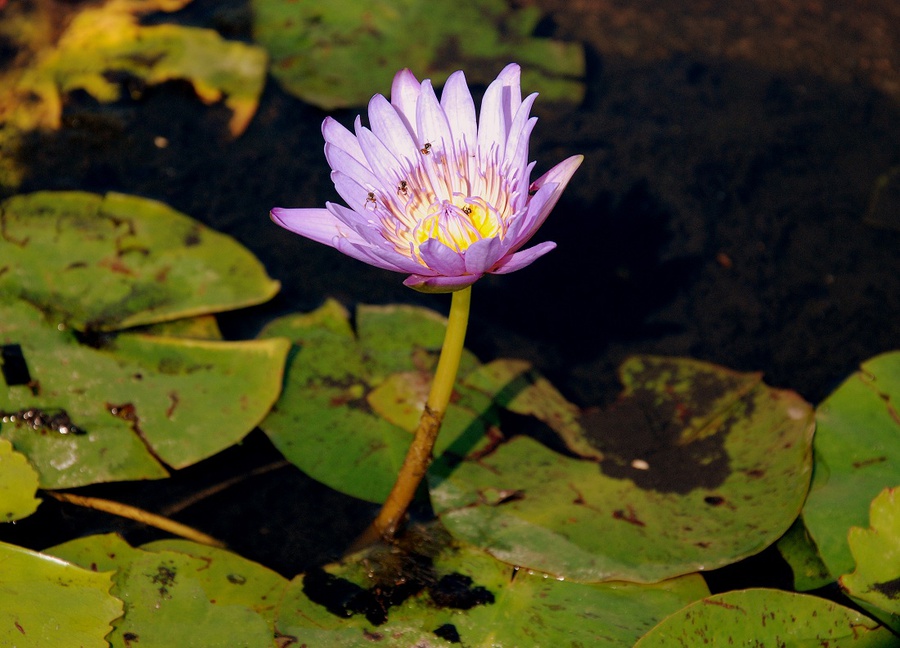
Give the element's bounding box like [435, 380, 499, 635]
[3, 0, 899, 582]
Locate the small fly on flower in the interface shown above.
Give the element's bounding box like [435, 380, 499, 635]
[397, 180, 410, 197]
[420, 142, 432, 155]
[364, 191, 377, 209]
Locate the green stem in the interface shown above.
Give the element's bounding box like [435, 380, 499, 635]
[357, 285, 472, 546]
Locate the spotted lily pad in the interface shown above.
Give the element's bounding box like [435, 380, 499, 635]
[251, 0, 585, 109]
[0, 298, 290, 487]
[275, 525, 709, 647]
[633, 588, 894, 647]
[841, 488, 900, 626]
[0, 191, 280, 331]
[48, 534, 275, 648]
[803, 352, 900, 586]
[430, 356, 815, 582]
[0, 438, 41, 522]
[257, 300, 493, 503]
[0, 540, 122, 648]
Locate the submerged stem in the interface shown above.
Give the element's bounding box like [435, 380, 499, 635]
[356, 285, 472, 548]
[46, 491, 226, 548]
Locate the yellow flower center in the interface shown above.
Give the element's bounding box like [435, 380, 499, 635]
[412, 196, 502, 253]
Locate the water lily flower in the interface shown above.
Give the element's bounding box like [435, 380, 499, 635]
[271, 63, 582, 292]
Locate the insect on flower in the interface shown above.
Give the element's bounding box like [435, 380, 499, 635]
[271, 63, 583, 292]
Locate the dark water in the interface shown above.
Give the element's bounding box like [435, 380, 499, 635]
[4, 0, 900, 579]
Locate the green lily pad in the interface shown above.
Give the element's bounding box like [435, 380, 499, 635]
[430, 356, 815, 582]
[0, 191, 280, 331]
[258, 299, 493, 503]
[0, 438, 41, 522]
[276, 526, 709, 647]
[841, 488, 900, 624]
[0, 540, 122, 648]
[633, 588, 895, 647]
[48, 534, 274, 648]
[251, 0, 585, 109]
[141, 539, 289, 631]
[1, 298, 290, 487]
[803, 352, 900, 584]
[776, 517, 833, 592]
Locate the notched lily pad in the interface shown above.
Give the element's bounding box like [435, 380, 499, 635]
[431, 355, 815, 583]
[841, 487, 900, 627]
[251, 0, 585, 109]
[633, 588, 894, 647]
[276, 523, 709, 647]
[0, 437, 41, 521]
[0, 191, 280, 331]
[48, 533, 274, 648]
[0, 540, 122, 648]
[0, 298, 290, 487]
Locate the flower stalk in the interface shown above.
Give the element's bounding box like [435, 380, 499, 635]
[356, 285, 471, 546]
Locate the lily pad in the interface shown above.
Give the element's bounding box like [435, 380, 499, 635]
[49, 533, 274, 648]
[803, 352, 900, 583]
[1, 298, 290, 487]
[2, 0, 265, 137]
[841, 488, 900, 624]
[0, 191, 280, 331]
[251, 0, 585, 109]
[276, 526, 709, 647]
[0, 438, 41, 521]
[430, 356, 815, 582]
[633, 588, 895, 647]
[775, 517, 832, 592]
[257, 300, 494, 504]
[0, 540, 122, 648]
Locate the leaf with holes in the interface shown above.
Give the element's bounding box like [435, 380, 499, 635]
[430, 356, 815, 582]
[48, 534, 274, 648]
[0, 298, 289, 487]
[0, 540, 122, 648]
[251, 0, 584, 109]
[633, 588, 894, 647]
[0, 191, 279, 331]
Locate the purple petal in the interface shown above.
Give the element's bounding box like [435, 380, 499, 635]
[419, 238, 467, 276]
[390, 68, 421, 134]
[462, 237, 503, 274]
[271, 207, 365, 247]
[355, 120, 405, 190]
[440, 70, 477, 153]
[322, 117, 365, 164]
[416, 80, 456, 196]
[477, 63, 522, 152]
[503, 93, 537, 172]
[403, 272, 482, 293]
[512, 154, 583, 247]
[331, 171, 377, 215]
[367, 94, 418, 164]
[491, 241, 556, 274]
[324, 143, 379, 190]
[334, 237, 411, 273]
